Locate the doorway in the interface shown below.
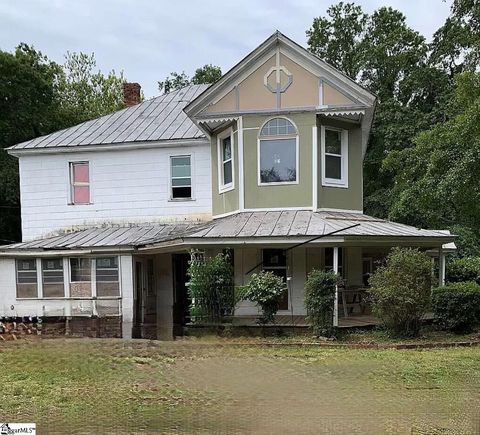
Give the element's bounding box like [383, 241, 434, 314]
[172, 253, 191, 335]
[133, 257, 156, 338]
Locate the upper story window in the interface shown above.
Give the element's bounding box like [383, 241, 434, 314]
[16, 259, 38, 299]
[70, 162, 90, 204]
[217, 129, 234, 192]
[321, 126, 348, 188]
[258, 117, 298, 185]
[170, 155, 192, 200]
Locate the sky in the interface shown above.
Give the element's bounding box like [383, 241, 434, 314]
[1, 0, 452, 98]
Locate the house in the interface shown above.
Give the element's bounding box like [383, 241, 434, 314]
[0, 31, 454, 339]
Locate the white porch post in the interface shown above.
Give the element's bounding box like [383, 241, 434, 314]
[333, 246, 339, 327]
[439, 246, 446, 287]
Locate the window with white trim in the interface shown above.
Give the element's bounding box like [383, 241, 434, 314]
[321, 126, 348, 187]
[42, 258, 64, 298]
[218, 130, 234, 191]
[170, 155, 192, 199]
[259, 118, 298, 184]
[96, 257, 120, 297]
[16, 259, 38, 298]
[70, 162, 90, 204]
[70, 258, 92, 297]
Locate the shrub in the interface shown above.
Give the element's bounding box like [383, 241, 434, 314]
[432, 281, 480, 333]
[304, 269, 337, 337]
[243, 271, 287, 324]
[186, 252, 234, 324]
[369, 247, 432, 337]
[446, 257, 480, 284]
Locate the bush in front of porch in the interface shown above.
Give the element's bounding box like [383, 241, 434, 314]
[304, 269, 337, 337]
[243, 271, 287, 325]
[186, 252, 235, 324]
[369, 247, 432, 338]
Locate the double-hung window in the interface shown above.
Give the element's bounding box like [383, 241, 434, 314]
[321, 126, 348, 187]
[258, 118, 298, 184]
[16, 259, 38, 298]
[70, 258, 92, 297]
[42, 258, 64, 297]
[70, 162, 90, 204]
[217, 129, 234, 192]
[96, 257, 120, 297]
[170, 155, 192, 199]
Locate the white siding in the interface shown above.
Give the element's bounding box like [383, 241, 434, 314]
[19, 143, 212, 241]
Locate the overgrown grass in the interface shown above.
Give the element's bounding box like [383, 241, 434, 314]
[1, 338, 479, 433]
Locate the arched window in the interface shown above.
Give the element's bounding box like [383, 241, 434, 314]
[258, 118, 298, 184]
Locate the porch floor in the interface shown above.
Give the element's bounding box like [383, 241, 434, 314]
[232, 314, 380, 328]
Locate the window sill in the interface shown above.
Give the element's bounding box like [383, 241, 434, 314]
[168, 198, 196, 202]
[67, 202, 93, 206]
[322, 180, 349, 189]
[258, 181, 299, 187]
[16, 297, 121, 301]
[219, 184, 234, 194]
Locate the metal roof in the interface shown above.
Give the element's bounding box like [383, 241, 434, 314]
[9, 84, 210, 151]
[0, 223, 203, 251]
[182, 211, 454, 240]
[0, 211, 454, 253]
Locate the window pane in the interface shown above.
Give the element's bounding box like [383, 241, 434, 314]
[74, 186, 90, 204]
[325, 155, 342, 180]
[70, 258, 91, 282]
[42, 259, 64, 297]
[260, 138, 296, 183]
[263, 249, 287, 267]
[172, 178, 191, 187]
[171, 156, 190, 166]
[171, 165, 191, 178]
[260, 118, 296, 136]
[172, 186, 191, 199]
[222, 137, 231, 161]
[96, 257, 119, 297]
[223, 160, 232, 185]
[16, 259, 38, 298]
[73, 163, 89, 183]
[325, 130, 342, 155]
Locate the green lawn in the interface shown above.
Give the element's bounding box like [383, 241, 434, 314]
[1, 338, 480, 434]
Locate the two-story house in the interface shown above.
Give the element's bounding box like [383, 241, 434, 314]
[0, 32, 454, 339]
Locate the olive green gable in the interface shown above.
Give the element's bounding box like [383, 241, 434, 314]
[243, 113, 314, 209]
[211, 123, 239, 216]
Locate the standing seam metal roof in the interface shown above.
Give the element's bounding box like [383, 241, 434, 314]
[0, 212, 454, 252]
[9, 84, 210, 150]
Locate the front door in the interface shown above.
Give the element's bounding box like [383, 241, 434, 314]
[172, 253, 191, 335]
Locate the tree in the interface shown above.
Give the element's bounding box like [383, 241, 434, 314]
[307, 2, 367, 79]
[192, 64, 222, 85]
[158, 64, 222, 93]
[0, 44, 126, 244]
[0, 44, 63, 242]
[387, 72, 480, 254]
[58, 52, 125, 125]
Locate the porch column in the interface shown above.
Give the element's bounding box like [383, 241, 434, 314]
[439, 247, 446, 287]
[333, 246, 339, 327]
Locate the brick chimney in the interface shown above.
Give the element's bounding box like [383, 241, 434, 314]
[123, 82, 141, 107]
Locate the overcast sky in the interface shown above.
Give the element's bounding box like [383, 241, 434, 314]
[1, 0, 452, 98]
